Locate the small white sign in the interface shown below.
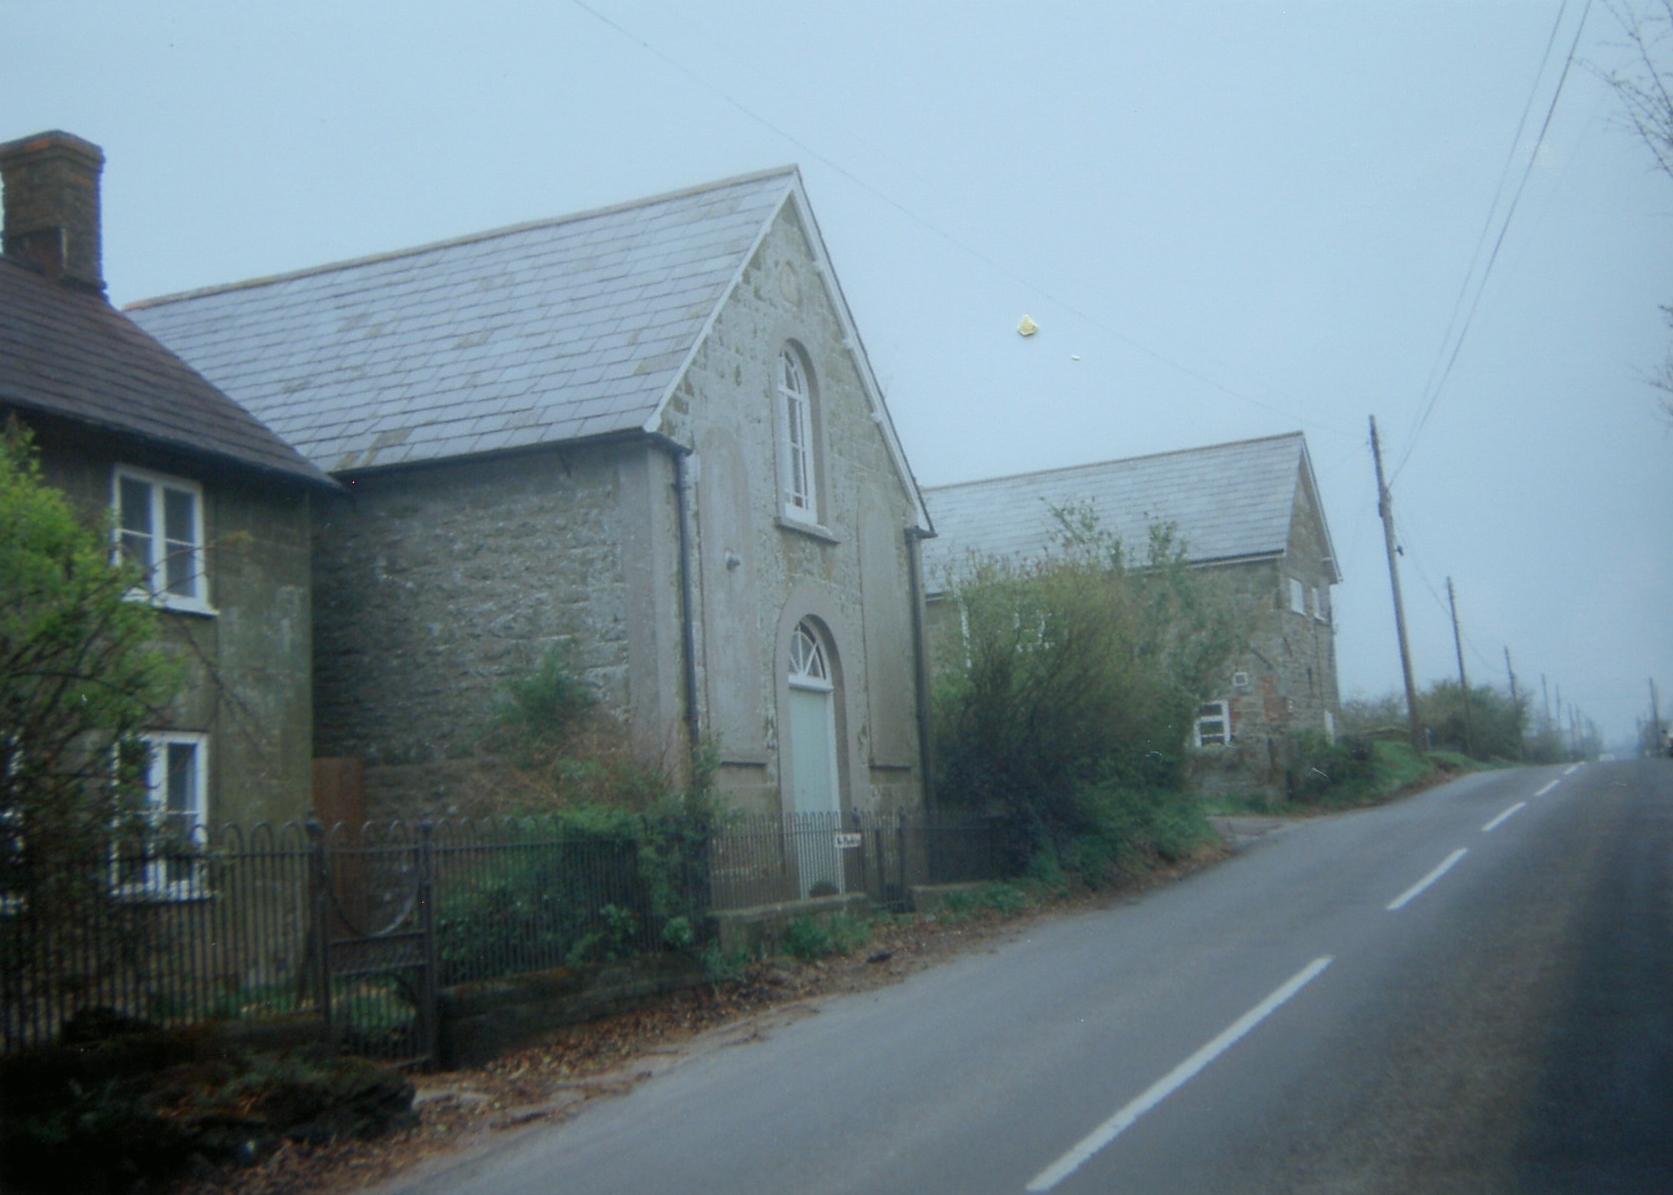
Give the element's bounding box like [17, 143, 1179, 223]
[834, 832, 862, 850]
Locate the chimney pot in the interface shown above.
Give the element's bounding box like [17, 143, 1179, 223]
[0, 130, 105, 291]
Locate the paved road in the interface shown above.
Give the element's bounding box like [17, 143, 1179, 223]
[394, 758, 1673, 1194]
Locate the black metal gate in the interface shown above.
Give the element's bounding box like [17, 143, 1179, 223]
[306, 818, 439, 1068]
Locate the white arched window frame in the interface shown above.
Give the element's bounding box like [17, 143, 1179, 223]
[788, 621, 832, 692]
[778, 348, 818, 523]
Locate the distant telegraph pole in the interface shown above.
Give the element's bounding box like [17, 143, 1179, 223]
[1370, 417, 1423, 752]
[1505, 648, 1521, 760]
[1447, 578, 1475, 758]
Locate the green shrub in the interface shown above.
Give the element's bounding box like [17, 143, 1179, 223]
[780, 913, 870, 962]
[1287, 730, 1376, 804]
[435, 748, 720, 982]
[936, 880, 1036, 921]
[780, 917, 831, 961]
[699, 943, 751, 984]
[490, 647, 597, 757]
[933, 514, 1242, 878]
[1058, 775, 1212, 882]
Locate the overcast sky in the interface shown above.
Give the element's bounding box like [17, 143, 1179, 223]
[10, 0, 1672, 745]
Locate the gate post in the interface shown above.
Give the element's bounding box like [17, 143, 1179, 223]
[304, 814, 333, 1031]
[414, 816, 440, 1069]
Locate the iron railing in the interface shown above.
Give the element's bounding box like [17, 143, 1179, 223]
[0, 808, 1002, 1060]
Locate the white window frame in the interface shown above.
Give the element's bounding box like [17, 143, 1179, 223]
[1288, 577, 1306, 615]
[113, 466, 213, 614]
[114, 731, 209, 900]
[1194, 700, 1231, 748]
[777, 347, 819, 525]
[788, 621, 833, 693]
[0, 803, 21, 915]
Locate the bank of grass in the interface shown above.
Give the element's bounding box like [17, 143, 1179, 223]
[1201, 737, 1494, 817]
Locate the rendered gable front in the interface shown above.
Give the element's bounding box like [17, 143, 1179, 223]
[658, 200, 927, 816]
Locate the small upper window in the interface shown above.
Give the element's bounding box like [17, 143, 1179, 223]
[778, 348, 817, 523]
[115, 468, 209, 611]
[1288, 578, 1306, 615]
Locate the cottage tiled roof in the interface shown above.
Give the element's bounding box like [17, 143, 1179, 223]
[0, 258, 331, 485]
[126, 169, 801, 474]
[922, 432, 1331, 591]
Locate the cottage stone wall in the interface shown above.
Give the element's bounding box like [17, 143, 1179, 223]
[657, 204, 926, 815]
[24, 413, 315, 826]
[1217, 471, 1339, 743]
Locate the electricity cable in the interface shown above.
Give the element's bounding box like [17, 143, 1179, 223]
[568, 0, 1359, 439]
[1393, 0, 1595, 481]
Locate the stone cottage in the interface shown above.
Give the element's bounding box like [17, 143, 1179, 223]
[129, 168, 933, 822]
[0, 130, 333, 832]
[921, 432, 1341, 786]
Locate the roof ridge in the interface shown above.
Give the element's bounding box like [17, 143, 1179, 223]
[922, 431, 1305, 493]
[126, 165, 800, 312]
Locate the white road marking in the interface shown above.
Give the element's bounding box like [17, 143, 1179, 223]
[1386, 848, 1469, 911]
[1563, 763, 1583, 776]
[1534, 780, 1559, 797]
[1481, 802, 1527, 833]
[1024, 957, 1333, 1193]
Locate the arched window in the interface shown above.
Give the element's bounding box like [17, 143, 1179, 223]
[788, 620, 831, 691]
[778, 348, 817, 522]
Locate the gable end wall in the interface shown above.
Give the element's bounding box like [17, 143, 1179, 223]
[659, 203, 925, 815]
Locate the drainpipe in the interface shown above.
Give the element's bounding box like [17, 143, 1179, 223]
[652, 436, 701, 760]
[905, 527, 936, 810]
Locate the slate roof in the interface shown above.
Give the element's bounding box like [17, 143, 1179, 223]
[921, 432, 1337, 592]
[0, 256, 332, 485]
[126, 169, 803, 475]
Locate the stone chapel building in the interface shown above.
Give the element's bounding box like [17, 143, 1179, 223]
[131, 168, 933, 821]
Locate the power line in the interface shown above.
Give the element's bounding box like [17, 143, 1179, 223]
[569, 0, 1360, 439]
[1403, 0, 1572, 445]
[1393, 0, 1595, 481]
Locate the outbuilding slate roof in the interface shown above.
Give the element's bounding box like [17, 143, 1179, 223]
[127, 169, 803, 475]
[0, 257, 331, 485]
[921, 432, 1336, 591]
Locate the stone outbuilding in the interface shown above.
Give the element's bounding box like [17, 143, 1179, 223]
[130, 168, 934, 822]
[0, 130, 335, 834]
[921, 432, 1341, 790]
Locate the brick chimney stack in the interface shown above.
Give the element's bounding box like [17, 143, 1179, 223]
[0, 130, 105, 292]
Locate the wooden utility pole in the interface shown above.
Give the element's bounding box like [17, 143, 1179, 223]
[1505, 648, 1521, 760]
[1447, 578, 1474, 757]
[1651, 677, 1663, 745]
[1370, 417, 1423, 752]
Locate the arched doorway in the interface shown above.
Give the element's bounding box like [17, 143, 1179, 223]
[787, 620, 841, 894]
